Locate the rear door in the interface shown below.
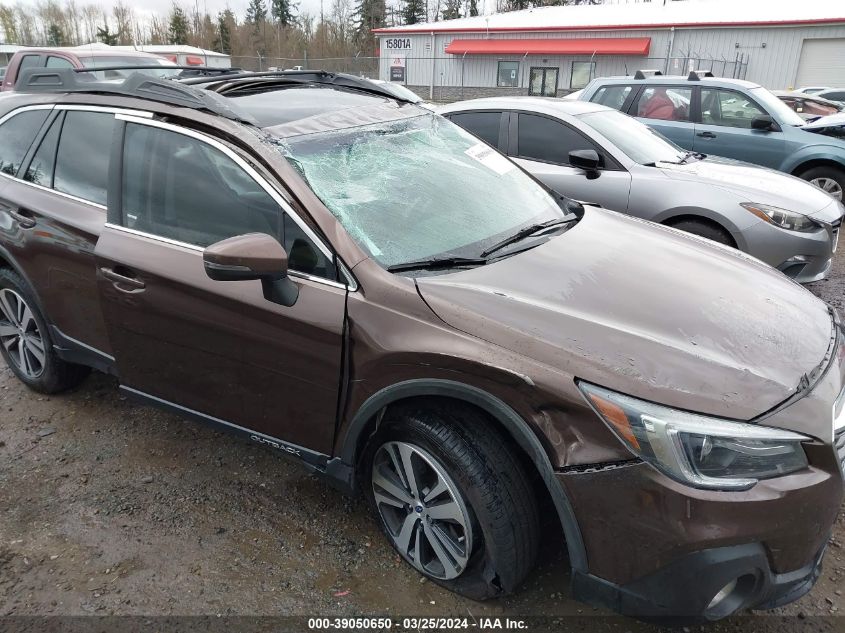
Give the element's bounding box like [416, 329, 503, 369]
[507, 111, 631, 211]
[94, 116, 346, 454]
[630, 84, 695, 149]
[693, 87, 785, 168]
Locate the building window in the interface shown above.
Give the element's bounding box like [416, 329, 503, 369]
[497, 61, 519, 88]
[570, 61, 595, 90]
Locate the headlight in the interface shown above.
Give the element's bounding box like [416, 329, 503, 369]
[741, 202, 820, 232]
[578, 382, 810, 490]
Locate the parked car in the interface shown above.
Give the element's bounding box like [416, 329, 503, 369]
[1, 67, 844, 622]
[774, 90, 845, 120]
[1, 46, 177, 91]
[441, 98, 844, 283]
[579, 72, 845, 200]
[793, 86, 833, 95]
[815, 88, 845, 105]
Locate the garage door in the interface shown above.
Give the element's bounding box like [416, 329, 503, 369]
[795, 38, 845, 88]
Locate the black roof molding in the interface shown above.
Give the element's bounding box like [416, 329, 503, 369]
[16, 67, 258, 124]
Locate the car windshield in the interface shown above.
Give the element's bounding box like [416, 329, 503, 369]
[579, 109, 687, 165]
[749, 87, 806, 127]
[278, 114, 564, 268]
[77, 56, 179, 80]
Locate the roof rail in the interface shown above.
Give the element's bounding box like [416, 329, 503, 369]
[16, 67, 257, 124]
[688, 70, 715, 81]
[181, 69, 421, 103]
[633, 69, 663, 80]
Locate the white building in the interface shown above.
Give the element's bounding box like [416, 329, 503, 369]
[113, 44, 231, 68]
[374, 0, 845, 100]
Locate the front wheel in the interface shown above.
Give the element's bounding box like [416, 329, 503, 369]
[799, 165, 845, 201]
[363, 401, 540, 600]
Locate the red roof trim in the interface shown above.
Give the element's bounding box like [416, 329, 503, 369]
[444, 37, 650, 56]
[373, 16, 845, 34]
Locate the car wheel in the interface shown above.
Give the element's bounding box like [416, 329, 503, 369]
[799, 166, 845, 201]
[363, 401, 540, 600]
[667, 219, 735, 247]
[0, 268, 89, 393]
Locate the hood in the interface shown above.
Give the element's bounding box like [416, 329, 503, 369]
[657, 155, 836, 216]
[417, 208, 834, 423]
[801, 113, 845, 141]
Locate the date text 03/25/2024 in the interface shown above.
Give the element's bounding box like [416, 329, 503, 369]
[307, 617, 529, 630]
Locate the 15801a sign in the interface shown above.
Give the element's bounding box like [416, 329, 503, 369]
[384, 38, 412, 50]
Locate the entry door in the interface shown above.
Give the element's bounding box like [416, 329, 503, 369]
[529, 67, 559, 97]
[95, 118, 347, 454]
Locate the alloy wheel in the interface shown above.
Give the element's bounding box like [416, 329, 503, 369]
[0, 288, 46, 378]
[371, 441, 473, 580]
[810, 177, 843, 201]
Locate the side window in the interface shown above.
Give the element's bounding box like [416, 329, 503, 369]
[701, 89, 765, 128]
[24, 114, 61, 187]
[516, 113, 598, 165]
[46, 56, 74, 69]
[54, 111, 115, 205]
[823, 91, 845, 101]
[17, 55, 42, 73]
[589, 85, 632, 111]
[121, 122, 335, 278]
[635, 86, 692, 121]
[497, 61, 519, 88]
[0, 109, 50, 176]
[448, 111, 502, 148]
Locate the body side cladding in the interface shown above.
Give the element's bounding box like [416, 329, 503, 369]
[50, 326, 116, 375]
[119, 385, 355, 493]
[338, 378, 588, 572]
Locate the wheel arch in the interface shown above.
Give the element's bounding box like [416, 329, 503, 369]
[790, 157, 845, 178]
[658, 212, 740, 249]
[339, 378, 588, 572]
[0, 244, 48, 317]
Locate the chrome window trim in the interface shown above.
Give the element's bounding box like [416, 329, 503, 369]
[0, 103, 55, 127]
[114, 113, 356, 289]
[0, 170, 108, 210]
[56, 104, 154, 118]
[105, 223, 349, 290]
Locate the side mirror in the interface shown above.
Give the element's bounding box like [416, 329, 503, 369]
[569, 149, 602, 178]
[203, 233, 299, 307]
[751, 114, 776, 131]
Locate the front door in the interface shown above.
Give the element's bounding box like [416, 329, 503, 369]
[94, 117, 347, 454]
[529, 67, 559, 97]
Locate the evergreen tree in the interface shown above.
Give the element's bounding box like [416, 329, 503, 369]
[468, 0, 478, 16]
[214, 9, 235, 54]
[271, 0, 298, 28]
[441, 0, 461, 20]
[96, 21, 120, 45]
[402, 0, 424, 25]
[245, 0, 268, 24]
[47, 23, 64, 46]
[168, 4, 190, 45]
[354, 0, 384, 45]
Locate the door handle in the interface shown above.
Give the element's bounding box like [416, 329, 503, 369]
[696, 131, 717, 139]
[7, 207, 36, 229]
[100, 267, 146, 291]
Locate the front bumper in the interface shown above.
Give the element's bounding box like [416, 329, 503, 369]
[740, 219, 837, 283]
[571, 541, 826, 621]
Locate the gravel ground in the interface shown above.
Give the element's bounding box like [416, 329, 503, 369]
[0, 248, 844, 632]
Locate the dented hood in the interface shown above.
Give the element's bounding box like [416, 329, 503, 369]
[417, 208, 834, 422]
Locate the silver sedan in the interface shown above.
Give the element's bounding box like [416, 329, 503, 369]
[439, 98, 844, 283]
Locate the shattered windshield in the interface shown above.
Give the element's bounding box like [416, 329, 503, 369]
[277, 114, 563, 268]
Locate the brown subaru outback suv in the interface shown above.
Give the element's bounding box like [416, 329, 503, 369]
[0, 67, 843, 621]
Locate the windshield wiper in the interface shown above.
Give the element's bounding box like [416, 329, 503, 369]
[679, 150, 704, 164]
[387, 256, 488, 273]
[480, 218, 573, 258]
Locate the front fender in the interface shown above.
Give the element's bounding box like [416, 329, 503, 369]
[780, 144, 845, 175]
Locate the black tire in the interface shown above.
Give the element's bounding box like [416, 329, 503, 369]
[362, 400, 540, 600]
[0, 268, 89, 393]
[798, 165, 845, 201]
[667, 218, 735, 247]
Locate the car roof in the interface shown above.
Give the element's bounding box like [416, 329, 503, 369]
[20, 47, 165, 59]
[589, 74, 761, 90]
[439, 96, 610, 117]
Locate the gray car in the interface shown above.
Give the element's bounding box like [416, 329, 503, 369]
[439, 98, 844, 283]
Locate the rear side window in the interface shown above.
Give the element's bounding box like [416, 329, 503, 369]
[54, 111, 115, 205]
[589, 85, 632, 111]
[448, 112, 502, 148]
[635, 86, 692, 122]
[516, 113, 597, 165]
[0, 109, 49, 176]
[17, 55, 41, 73]
[823, 91, 845, 101]
[46, 56, 74, 69]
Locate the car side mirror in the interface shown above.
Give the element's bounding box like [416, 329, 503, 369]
[751, 114, 776, 131]
[569, 149, 601, 178]
[203, 233, 299, 307]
